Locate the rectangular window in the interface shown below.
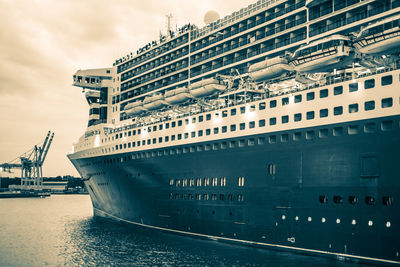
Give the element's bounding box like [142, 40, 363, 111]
[259, 102, 266, 110]
[281, 134, 289, 142]
[184, 133, 189, 139]
[320, 89, 328, 98]
[270, 117, 276, 125]
[240, 123, 246, 130]
[171, 135, 176, 141]
[158, 137, 162, 143]
[334, 106, 343, 115]
[281, 115, 289, 124]
[382, 75, 393, 86]
[213, 127, 219, 134]
[270, 100, 277, 108]
[178, 120, 182, 126]
[165, 136, 169, 142]
[222, 110, 228, 117]
[267, 163, 276, 175]
[165, 123, 169, 129]
[206, 129, 211, 135]
[293, 132, 302, 141]
[172, 121, 176, 127]
[306, 130, 315, 140]
[319, 128, 328, 138]
[249, 121, 255, 128]
[294, 113, 302, 122]
[349, 82, 359, 92]
[199, 115, 203, 122]
[364, 100, 375, 111]
[259, 119, 266, 127]
[230, 124, 236, 131]
[348, 125, 359, 135]
[191, 131, 196, 138]
[269, 135, 276, 144]
[185, 118, 189, 125]
[206, 114, 211, 120]
[364, 79, 375, 89]
[382, 97, 393, 108]
[364, 122, 376, 133]
[333, 127, 343, 136]
[349, 103, 358, 113]
[221, 126, 227, 133]
[240, 106, 246, 114]
[334, 85, 343, 95]
[178, 134, 182, 140]
[282, 97, 289, 106]
[231, 108, 237, 116]
[250, 105, 255, 112]
[159, 124, 163, 130]
[198, 130, 203, 137]
[294, 94, 302, 103]
[320, 109, 328, 118]
[307, 92, 315, 101]
[306, 111, 315, 120]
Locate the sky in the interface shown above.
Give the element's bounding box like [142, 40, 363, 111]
[0, 0, 255, 177]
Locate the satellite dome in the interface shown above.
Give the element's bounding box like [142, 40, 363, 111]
[204, 10, 220, 24]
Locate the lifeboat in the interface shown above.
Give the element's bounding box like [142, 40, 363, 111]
[189, 78, 226, 98]
[124, 101, 146, 116]
[290, 35, 354, 73]
[164, 87, 191, 105]
[353, 14, 400, 55]
[248, 56, 293, 82]
[143, 94, 167, 111]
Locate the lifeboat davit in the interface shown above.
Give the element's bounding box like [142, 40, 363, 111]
[248, 56, 293, 82]
[143, 94, 167, 111]
[124, 101, 147, 116]
[164, 87, 191, 105]
[291, 34, 354, 73]
[189, 78, 226, 98]
[354, 14, 400, 55]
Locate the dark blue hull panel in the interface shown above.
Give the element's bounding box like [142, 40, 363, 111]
[71, 115, 400, 264]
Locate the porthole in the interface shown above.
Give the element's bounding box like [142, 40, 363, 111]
[336, 218, 341, 224]
[308, 217, 312, 222]
[295, 216, 299, 221]
[368, 220, 373, 226]
[352, 219, 356, 225]
[282, 215, 286, 220]
[386, 221, 391, 228]
[321, 217, 326, 223]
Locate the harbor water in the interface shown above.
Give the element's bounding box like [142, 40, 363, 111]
[0, 195, 367, 266]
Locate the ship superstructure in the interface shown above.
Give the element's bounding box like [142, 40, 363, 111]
[68, 0, 400, 264]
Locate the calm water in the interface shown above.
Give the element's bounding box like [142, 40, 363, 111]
[0, 195, 367, 266]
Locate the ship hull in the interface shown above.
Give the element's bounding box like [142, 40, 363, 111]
[70, 115, 400, 265]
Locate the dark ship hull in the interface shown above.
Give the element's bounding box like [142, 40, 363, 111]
[69, 115, 400, 264]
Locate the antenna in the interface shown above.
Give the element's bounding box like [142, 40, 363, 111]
[166, 14, 173, 37]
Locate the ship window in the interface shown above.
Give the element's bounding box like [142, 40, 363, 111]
[171, 135, 176, 141]
[239, 139, 245, 147]
[124, 143, 127, 149]
[281, 134, 289, 142]
[381, 120, 393, 131]
[185, 119, 189, 125]
[165, 123, 169, 129]
[364, 79, 375, 89]
[382, 196, 393, 206]
[184, 133, 189, 139]
[334, 85, 343, 95]
[248, 138, 255, 146]
[282, 115, 289, 124]
[120, 133, 123, 138]
[240, 106, 246, 114]
[138, 129, 141, 134]
[230, 124, 236, 132]
[132, 142, 136, 147]
[381, 97, 393, 108]
[348, 196, 358, 204]
[222, 110, 228, 118]
[220, 142, 227, 149]
[189, 179, 194, 187]
[192, 117, 196, 123]
[334, 106, 343, 115]
[249, 121, 255, 128]
[182, 179, 188, 187]
[120, 144, 123, 149]
[319, 195, 328, 204]
[197, 130, 202, 137]
[206, 129, 211, 135]
[349, 103, 358, 113]
[293, 132, 302, 141]
[196, 194, 201, 200]
[349, 82, 358, 92]
[199, 115, 203, 122]
[204, 178, 210, 186]
[320, 89, 328, 98]
[148, 127, 151, 133]
[229, 140, 236, 148]
[348, 125, 359, 135]
[307, 111, 315, 120]
[213, 127, 219, 134]
[365, 196, 375, 205]
[306, 130, 315, 140]
[267, 163, 276, 175]
[294, 95, 302, 103]
[212, 143, 219, 150]
[237, 194, 244, 202]
[220, 126, 226, 133]
[307, 92, 315, 101]
[364, 122, 376, 133]
[282, 97, 289, 106]
[259, 102, 266, 110]
[381, 75, 392, 86]
[240, 123, 246, 130]
[191, 131, 196, 138]
[319, 109, 328, 118]
[205, 144, 211, 151]
[197, 145, 203, 152]
[115, 145, 118, 150]
[206, 114, 211, 120]
[172, 122, 176, 128]
[294, 113, 302, 122]
[153, 126, 157, 131]
[269, 135, 277, 144]
[258, 137, 265, 145]
[128, 131, 131, 136]
[250, 105, 255, 112]
[165, 136, 169, 142]
[116, 134, 119, 139]
[178, 134, 182, 140]
[178, 120, 182, 126]
[231, 108, 237, 116]
[270, 117, 276, 125]
[220, 194, 225, 201]
[176, 179, 181, 187]
[133, 130, 136, 135]
[196, 178, 202, 187]
[364, 101, 375, 111]
[333, 196, 343, 204]
[228, 194, 234, 201]
[270, 100, 277, 108]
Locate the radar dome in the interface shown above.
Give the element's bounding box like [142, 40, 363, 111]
[204, 10, 220, 24]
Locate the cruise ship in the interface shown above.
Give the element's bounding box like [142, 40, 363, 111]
[68, 0, 400, 264]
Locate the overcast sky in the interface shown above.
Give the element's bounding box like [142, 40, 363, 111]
[0, 0, 255, 177]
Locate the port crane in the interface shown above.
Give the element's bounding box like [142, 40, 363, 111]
[0, 131, 54, 190]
